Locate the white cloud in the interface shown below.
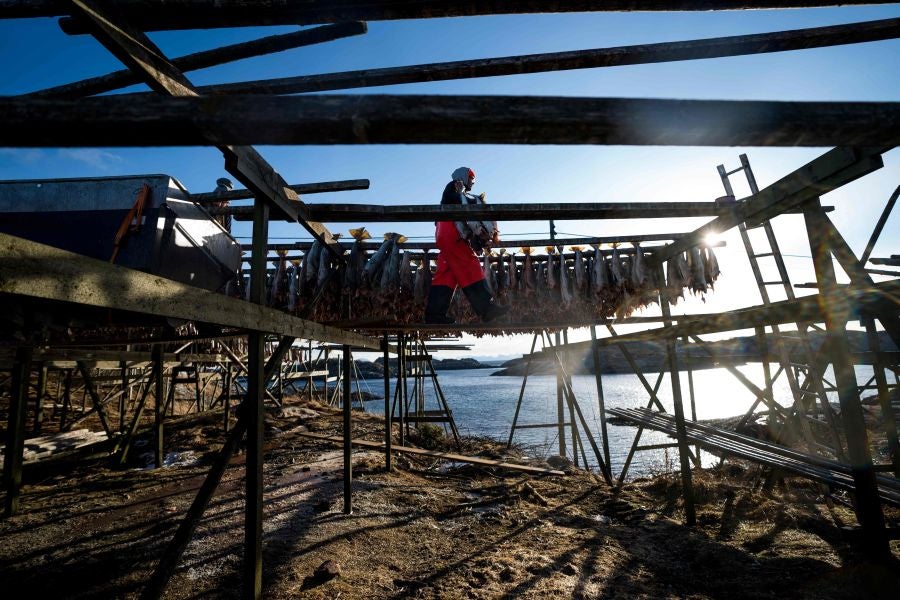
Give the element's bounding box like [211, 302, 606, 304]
[57, 148, 124, 170]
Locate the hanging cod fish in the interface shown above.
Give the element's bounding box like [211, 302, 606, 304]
[704, 246, 721, 287]
[414, 257, 428, 304]
[362, 232, 396, 287]
[381, 241, 402, 291]
[268, 249, 288, 307]
[666, 252, 690, 305]
[591, 245, 609, 300]
[316, 244, 333, 292]
[689, 246, 708, 294]
[483, 251, 495, 296]
[302, 239, 323, 287]
[558, 247, 573, 307]
[344, 227, 371, 290]
[496, 249, 510, 297]
[287, 259, 300, 312]
[522, 247, 535, 295]
[545, 247, 558, 290]
[630, 242, 648, 289]
[508, 251, 518, 293]
[399, 250, 414, 294]
[572, 246, 587, 294]
[609, 244, 625, 290]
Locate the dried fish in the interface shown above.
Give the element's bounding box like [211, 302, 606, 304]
[497, 250, 510, 296]
[689, 246, 708, 294]
[508, 251, 518, 291]
[381, 242, 401, 290]
[522, 247, 535, 295]
[399, 251, 414, 293]
[609, 245, 625, 289]
[704, 246, 721, 286]
[630, 243, 647, 288]
[559, 248, 573, 307]
[362, 234, 394, 287]
[303, 240, 322, 285]
[317, 245, 332, 290]
[269, 249, 288, 307]
[344, 228, 370, 290]
[591, 245, 609, 297]
[287, 259, 300, 312]
[545, 247, 558, 290]
[572, 246, 587, 293]
[483, 252, 495, 296]
[414, 259, 428, 304]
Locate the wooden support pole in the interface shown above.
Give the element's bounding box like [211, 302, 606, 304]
[29, 22, 367, 98]
[152, 347, 164, 469]
[33, 362, 46, 435]
[3, 347, 31, 517]
[862, 316, 900, 477]
[553, 332, 566, 458]
[342, 344, 353, 514]
[223, 365, 232, 433]
[4, 95, 898, 148]
[804, 199, 888, 560]
[76, 360, 112, 436]
[119, 360, 128, 432]
[28, 1, 896, 33]
[59, 368, 72, 430]
[244, 195, 269, 599]
[192, 179, 370, 203]
[196, 18, 900, 96]
[658, 265, 696, 526]
[860, 185, 899, 266]
[507, 333, 540, 448]
[383, 334, 391, 471]
[590, 327, 612, 480]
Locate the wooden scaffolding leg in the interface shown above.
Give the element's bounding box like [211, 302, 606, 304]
[343, 345, 353, 515]
[33, 362, 46, 435]
[153, 347, 164, 469]
[383, 334, 391, 471]
[3, 347, 31, 517]
[804, 199, 888, 561]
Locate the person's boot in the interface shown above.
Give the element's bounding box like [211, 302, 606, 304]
[424, 285, 456, 324]
[462, 280, 510, 323]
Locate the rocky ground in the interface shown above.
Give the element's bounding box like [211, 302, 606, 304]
[0, 397, 898, 599]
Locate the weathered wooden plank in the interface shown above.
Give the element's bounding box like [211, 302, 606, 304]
[297, 432, 566, 476]
[218, 199, 831, 222]
[647, 146, 887, 266]
[27, 22, 367, 98]
[4, 95, 898, 147]
[191, 179, 370, 203]
[10, 0, 888, 32]
[195, 18, 900, 95]
[0, 232, 383, 350]
[65, 0, 343, 256]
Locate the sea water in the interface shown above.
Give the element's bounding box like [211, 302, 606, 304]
[351, 364, 877, 479]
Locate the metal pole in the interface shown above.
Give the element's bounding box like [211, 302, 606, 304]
[804, 199, 888, 560]
[863, 316, 900, 477]
[343, 344, 353, 514]
[383, 334, 391, 471]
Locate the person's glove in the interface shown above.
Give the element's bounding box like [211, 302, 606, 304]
[454, 180, 464, 193]
[478, 192, 486, 203]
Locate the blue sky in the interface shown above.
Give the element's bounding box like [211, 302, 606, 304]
[2, 7, 898, 358]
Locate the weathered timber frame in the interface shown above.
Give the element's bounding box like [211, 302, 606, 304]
[1, 1, 898, 597]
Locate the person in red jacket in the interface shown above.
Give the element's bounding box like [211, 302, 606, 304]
[424, 167, 509, 324]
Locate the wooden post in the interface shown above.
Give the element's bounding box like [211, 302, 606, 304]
[862, 316, 900, 476]
[658, 264, 696, 525]
[153, 346, 164, 468]
[590, 326, 612, 480]
[59, 368, 72, 430]
[804, 199, 888, 560]
[554, 331, 566, 458]
[563, 330, 579, 465]
[3, 347, 31, 517]
[33, 362, 46, 435]
[244, 195, 269, 599]
[383, 334, 391, 471]
[223, 364, 232, 433]
[119, 360, 128, 432]
[342, 344, 353, 514]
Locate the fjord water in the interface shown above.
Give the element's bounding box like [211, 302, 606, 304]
[356, 364, 875, 479]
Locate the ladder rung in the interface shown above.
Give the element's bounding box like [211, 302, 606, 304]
[512, 422, 573, 430]
[761, 281, 787, 286]
[725, 166, 745, 176]
[752, 252, 775, 258]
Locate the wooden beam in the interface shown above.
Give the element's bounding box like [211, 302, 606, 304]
[64, 0, 343, 256]
[14, 1, 891, 32]
[0, 232, 383, 350]
[297, 432, 567, 476]
[4, 94, 898, 147]
[217, 199, 833, 222]
[191, 179, 370, 203]
[27, 22, 367, 98]
[194, 18, 900, 95]
[647, 146, 888, 266]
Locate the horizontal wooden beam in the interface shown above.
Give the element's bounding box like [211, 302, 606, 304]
[546, 278, 900, 352]
[192, 179, 369, 203]
[0, 233, 383, 350]
[219, 199, 831, 222]
[223, 200, 735, 221]
[1, 1, 882, 32]
[647, 146, 888, 266]
[26, 21, 368, 98]
[194, 18, 900, 96]
[3, 95, 899, 147]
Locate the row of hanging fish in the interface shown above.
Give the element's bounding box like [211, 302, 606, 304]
[227, 232, 721, 323]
